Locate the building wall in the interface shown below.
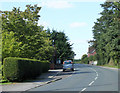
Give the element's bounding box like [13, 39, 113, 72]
[88, 46, 97, 65]
[88, 51, 96, 57]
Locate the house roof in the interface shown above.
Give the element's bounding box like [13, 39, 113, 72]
[88, 46, 95, 54]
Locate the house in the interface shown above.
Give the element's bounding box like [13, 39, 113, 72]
[88, 46, 97, 65]
[88, 46, 96, 57]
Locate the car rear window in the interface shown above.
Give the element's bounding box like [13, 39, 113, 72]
[64, 61, 72, 64]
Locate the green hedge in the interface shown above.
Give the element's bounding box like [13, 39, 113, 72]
[3, 57, 49, 81]
[42, 62, 49, 73]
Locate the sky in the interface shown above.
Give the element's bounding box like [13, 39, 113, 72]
[1, 0, 106, 59]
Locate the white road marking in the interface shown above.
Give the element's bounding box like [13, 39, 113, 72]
[95, 77, 98, 80]
[80, 67, 99, 91]
[97, 73, 98, 76]
[89, 81, 94, 86]
[81, 88, 86, 91]
[90, 68, 99, 77]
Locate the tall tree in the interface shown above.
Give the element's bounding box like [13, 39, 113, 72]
[2, 5, 54, 61]
[47, 29, 75, 64]
[92, 1, 120, 65]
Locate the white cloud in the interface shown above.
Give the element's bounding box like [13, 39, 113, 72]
[70, 22, 87, 28]
[41, 1, 73, 9]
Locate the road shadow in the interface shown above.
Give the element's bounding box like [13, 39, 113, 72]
[20, 71, 58, 83]
[74, 64, 96, 68]
[74, 71, 93, 74]
[57, 70, 93, 76]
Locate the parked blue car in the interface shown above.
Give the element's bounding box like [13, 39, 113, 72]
[63, 60, 74, 72]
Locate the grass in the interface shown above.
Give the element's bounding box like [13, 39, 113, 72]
[73, 61, 81, 64]
[0, 73, 12, 85]
[0, 79, 12, 85]
[105, 65, 118, 68]
[98, 64, 119, 69]
[0, 82, 12, 85]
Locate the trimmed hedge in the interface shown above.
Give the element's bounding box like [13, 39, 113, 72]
[42, 62, 49, 73]
[3, 57, 49, 81]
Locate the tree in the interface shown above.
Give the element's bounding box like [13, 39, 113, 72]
[81, 54, 89, 64]
[2, 5, 54, 61]
[91, 2, 120, 66]
[47, 29, 75, 64]
[2, 31, 22, 60]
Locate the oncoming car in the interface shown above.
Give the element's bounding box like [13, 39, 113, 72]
[63, 60, 74, 72]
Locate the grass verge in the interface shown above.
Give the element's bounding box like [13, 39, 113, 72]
[98, 64, 119, 69]
[0, 80, 12, 85]
[0, 82, 12, 85]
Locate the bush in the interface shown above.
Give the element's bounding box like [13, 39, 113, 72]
[41, 61, 50, 73]
[3, 57, 49, 81]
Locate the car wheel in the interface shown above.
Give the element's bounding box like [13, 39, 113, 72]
[72, 68, 74, 71]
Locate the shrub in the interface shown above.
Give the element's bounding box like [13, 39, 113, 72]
[41, 61, 50, 73]
[3, 57, 49, 81]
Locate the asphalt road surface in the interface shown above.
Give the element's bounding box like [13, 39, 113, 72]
[28, 64, 119, 92]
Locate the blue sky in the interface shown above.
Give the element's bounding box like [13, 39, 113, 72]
[1, 0, 105, 59]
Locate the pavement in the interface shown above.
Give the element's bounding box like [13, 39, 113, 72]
[1, 69, 63, 91]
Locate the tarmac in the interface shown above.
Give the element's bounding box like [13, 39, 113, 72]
[0, 69, 74, 92]
[1, 65, 118, 92]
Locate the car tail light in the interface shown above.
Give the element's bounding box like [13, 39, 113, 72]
[63, 62, 64, 64]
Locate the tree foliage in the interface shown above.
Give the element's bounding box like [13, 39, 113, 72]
[47, 29, 75, 63]
[81, 54, 89, 64]
[2, 5, 54, 61]
[91, 2, 120, 66]
[1, 4, 75, 64]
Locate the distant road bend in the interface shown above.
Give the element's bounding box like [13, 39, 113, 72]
[29, 64, 119, 92]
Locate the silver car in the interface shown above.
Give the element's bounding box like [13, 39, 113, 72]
[63, 60, 74, 72]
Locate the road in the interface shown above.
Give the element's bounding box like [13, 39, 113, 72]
[28, 64, 119, 92]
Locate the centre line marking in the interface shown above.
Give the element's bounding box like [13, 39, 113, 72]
[89, 81, 94, 86]
[97, 73, 98, 76]
[95, 77, 98, 80]
[90, 68, 99, 77]
[81, 88, 86, 91]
